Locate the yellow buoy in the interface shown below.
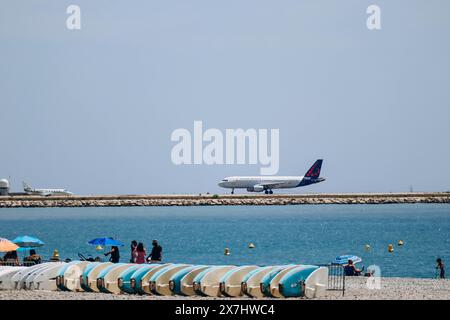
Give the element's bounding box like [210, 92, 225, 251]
[398, 240, 404, 246]
[50, 249, 60, 261]
[224, 248, 230, 256]
[365, 244, 371, 251]
[248, 243, 255, 249]
[388, 244, 394, 253]
[96, 245, 103, 251]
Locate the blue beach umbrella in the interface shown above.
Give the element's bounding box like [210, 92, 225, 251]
[88, 237, 124, 246]
[333, 254, 362, 265]
[12, 235, 45, 248]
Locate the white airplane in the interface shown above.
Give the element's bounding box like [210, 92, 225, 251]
[23, 182, 74, 196]
[218, 159, 325, 194]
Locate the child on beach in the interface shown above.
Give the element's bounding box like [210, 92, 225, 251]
[436, 258, 445, 279]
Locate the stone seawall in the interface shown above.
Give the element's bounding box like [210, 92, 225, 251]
[0, 193, 449, 208]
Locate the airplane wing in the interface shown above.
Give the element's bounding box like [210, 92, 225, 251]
[257, 182, 289, 189]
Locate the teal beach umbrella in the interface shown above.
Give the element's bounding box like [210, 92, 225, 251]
[12, 235, 45, 248]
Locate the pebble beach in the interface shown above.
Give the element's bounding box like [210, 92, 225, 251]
[0, 277, 448, 300]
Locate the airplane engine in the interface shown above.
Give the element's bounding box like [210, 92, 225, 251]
[247, 186, 264, 192]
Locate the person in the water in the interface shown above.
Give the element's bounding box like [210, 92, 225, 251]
[436, 258, 445, 279]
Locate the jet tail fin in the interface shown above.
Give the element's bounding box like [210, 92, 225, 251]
[23, 181, 32, 191]
[304, 159, 323, 178]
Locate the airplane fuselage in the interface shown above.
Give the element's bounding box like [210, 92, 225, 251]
[25, 189, 73, 196]
[23, 181, 73, 196]
[218, 159, 325, 194]
[218, 176, 325, 192]
[219, 176, 302, 189]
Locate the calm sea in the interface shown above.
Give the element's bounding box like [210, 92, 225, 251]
[0, 204, 449, 278]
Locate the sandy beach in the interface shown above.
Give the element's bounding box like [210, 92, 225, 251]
[0, 277, 448, 300]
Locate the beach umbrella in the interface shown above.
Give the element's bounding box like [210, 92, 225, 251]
[0, 238, 19, 252]
[88, 237, 124, 246]
[12, 235, 45, 248]
[332, 254, 362, 265]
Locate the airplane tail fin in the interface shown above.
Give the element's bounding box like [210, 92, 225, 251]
[23, 181, 31, 191]
[304, 159, 323, 178]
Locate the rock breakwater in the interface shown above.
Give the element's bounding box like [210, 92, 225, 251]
[0, 193, 449, 208]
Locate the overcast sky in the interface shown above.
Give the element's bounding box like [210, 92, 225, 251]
[1, 0, 449, 194]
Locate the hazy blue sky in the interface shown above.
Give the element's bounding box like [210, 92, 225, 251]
[1, 1, 449, 194]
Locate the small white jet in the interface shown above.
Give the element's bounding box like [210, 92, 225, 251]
[218, 159, 325, 194]
[23, 182, 74, 196]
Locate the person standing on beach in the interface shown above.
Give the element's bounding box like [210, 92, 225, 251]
[147, 239, 162, 263]
[105, 246, 120, 263]
[436, 258, 445, 279]
[130, 240, 137, 263]
[133, 242, 147, 264]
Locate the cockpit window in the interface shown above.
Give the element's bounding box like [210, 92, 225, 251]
[222, 179, 228, 182]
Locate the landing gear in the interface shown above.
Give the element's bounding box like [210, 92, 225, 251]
[264, 190, 274, 195]
[231, 188, 234, 195]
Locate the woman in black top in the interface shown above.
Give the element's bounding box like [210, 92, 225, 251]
[105, 246, 120, 263]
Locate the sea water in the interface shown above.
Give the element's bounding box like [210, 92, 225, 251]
[0, 203, 448, 278]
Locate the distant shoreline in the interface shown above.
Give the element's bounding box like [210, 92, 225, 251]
[0, 192, 449, 208]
